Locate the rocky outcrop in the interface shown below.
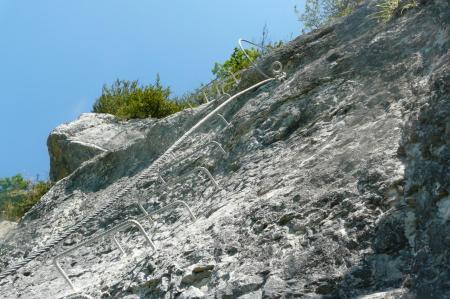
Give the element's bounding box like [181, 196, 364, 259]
[0, 0, 448, 298]
[47, 111, 213, 183]
[47, 113, 153, 182]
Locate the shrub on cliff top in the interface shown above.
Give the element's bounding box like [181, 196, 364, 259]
[92, 75, 188, 120]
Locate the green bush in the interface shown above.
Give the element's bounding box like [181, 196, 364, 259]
[173, 46, 257, 106]
[296, 0, 363, 31]
[92, 76, 188, 120]
[0, 174, 52, 221]
[211, 42, 282, 93]
[174, 47, 262, 106]
[212, 47, 261, 81]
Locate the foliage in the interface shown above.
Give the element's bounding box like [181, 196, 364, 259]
[296, 0, 419, 31]
[0, 174, 28, 193]
[212, 47, 261, 81]
[92, 75, 188, 120]
[371, 0, 418, 22]
[173, 86, 211, 106]
[0, 174, 52, 221]
[296, 0, 363, 31]
[211, 39, 283, 94]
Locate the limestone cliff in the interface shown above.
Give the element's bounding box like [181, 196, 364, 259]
[0, 0, 448, 298]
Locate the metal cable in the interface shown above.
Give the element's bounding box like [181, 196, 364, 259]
[0, 38, 285, 284]
[0, 77, 276, 282]
[238, 39, 286, 80]
[238, 38, 271, 79]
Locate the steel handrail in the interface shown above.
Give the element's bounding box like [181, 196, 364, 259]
[195, 167, 220, 189]
[53, 219, 155, 292]
[238, 38, 271, 79]
[112, 235, 126, 256]
[238, 39, 287, 81]
[158, 174, 167, 185]
[208, 141, 226, 155]
[189, 68, 247, 106]
[137, 200, 196, 227]
[0, 37, 285, 286]
[217, 114, 231, 126]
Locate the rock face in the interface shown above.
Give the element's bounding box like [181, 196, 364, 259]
[47, 113, 152, 182]
[0, 221, 17, 240]
[1, 0, 449, 298]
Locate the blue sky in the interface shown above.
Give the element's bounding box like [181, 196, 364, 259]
[0, 0, 303, 180]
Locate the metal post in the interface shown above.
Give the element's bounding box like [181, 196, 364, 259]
[54, 260, 77, 292]
[159, 175, 167, 185]
[195, 167, 220, 189]
[221, 83, 231, 99]
[127, 220, 156, 250]
[53, 219, 156, 292]
[209, 141, 226, 155]
[238, 38, 270, 79]
[138, 203, 155, 226]
[112, 235, 126, 256]
[176, 201, 197, 222]
[227, 70, 240, 84]
[217, 114, 231, 126]
[215, 85, 222, 97]
[137, 200, 196, 223]
[238, 38, 286, 80]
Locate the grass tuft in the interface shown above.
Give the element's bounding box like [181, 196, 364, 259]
[371, 0, 418, 22]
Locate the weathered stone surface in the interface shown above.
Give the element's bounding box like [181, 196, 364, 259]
[0, 0, 448, 298]
[0, 221, 17, 240]
[47, 113, 153, 182]
[178, 286, 205, 299]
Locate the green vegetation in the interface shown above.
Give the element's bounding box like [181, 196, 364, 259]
[371, 0, 418, 22]
[92, 75, 189, 120]
[211, 39, 283, 93]
[211, 47, 261, 94]
[92, 28, 283, 118]
[168, 44, 270, 106]
[0, 174, 52, 221]
[212, 47, 261, 81]
[296, 0, 363, 31]
[296, 0, 419, 31]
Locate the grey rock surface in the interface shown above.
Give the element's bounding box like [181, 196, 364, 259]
[0, 221, 17, 241]
[1, 0, 449, 298]
[47, 113, 152, 182]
